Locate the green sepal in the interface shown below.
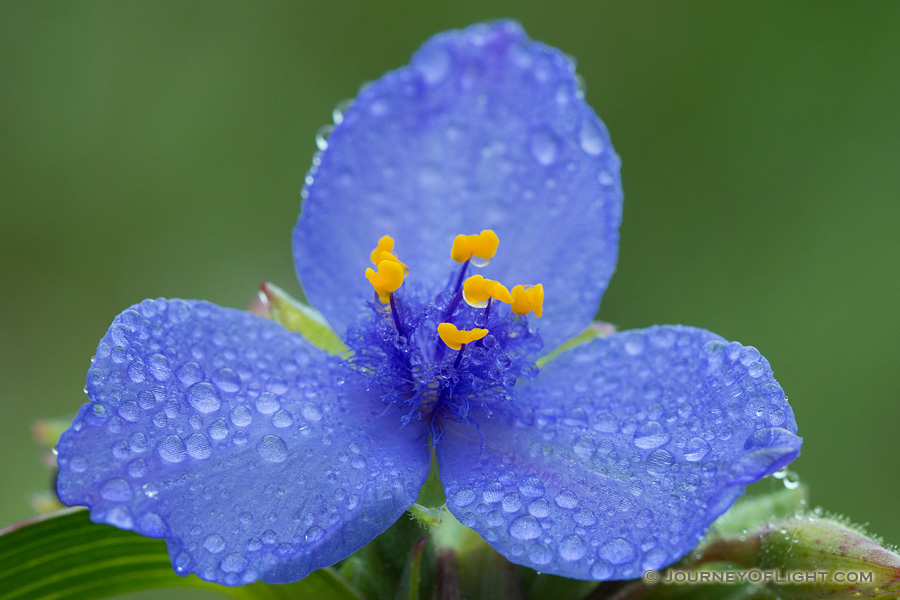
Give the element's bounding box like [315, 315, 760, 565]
[259, 282, 347, 354]
[0, 508, 363, 600]
[707, 484, 808, 539]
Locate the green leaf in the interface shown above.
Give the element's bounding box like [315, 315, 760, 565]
[260, 282, 347, 354]
[0, 508, 363, 600]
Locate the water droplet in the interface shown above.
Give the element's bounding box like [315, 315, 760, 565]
[646, 448, 674, 473]
[220, 552, 247, 573]
[684, 437, 711, 462]
[186, 382, 221, 414]
[256, 435, 287, 463]
[591, 561, 613, 579]
[255, 392, 280, 414]
[204, 534, 226, 554]
[186, 433, 212, 459]
[519, 477, 545, 498]
[579, 118, 605, 155]
[508, 515, 541, 540]
[528, 498, 551, 518]
[530, 126, 559, 165]
[559, 534, 586, 561]
[158, 435, 186, 463]
[70, 456, 88, 472]
[100, 478, 131, 502]
[315, 125, 333, 151]
[593, 412, 617, 433]
[305, 525, 324, 544]
[174, 551, 192, 574]
[147, 353, 171, 381]
[482, 482, 503, 503]
[413, 44, 450, 85]
[783, 471, 801, 490]
[176, 362, 204, 386]
[213, 368, 240, 393]
[633, 421, 670, 450]
[642, 547, 668, 570]
[573, 435, 596, 458]
[599, 538, 635, 565]
[502, 492, 522, 513]
[634, 509, 653, 528]
[230, 406, 253, 427]
[122, 456, 145, 478]
[573, 507, 597, 526]
[300, 403, 322, 422]
[555, 490, 578, 509]
[272, 409, 293, 428]
[208, 419, 228, 440]
[529, 542, 553, 565]
[453, 488, 475, 507]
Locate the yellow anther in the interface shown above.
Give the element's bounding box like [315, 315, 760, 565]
[451, 230, 500, 265]
[369, 235, 408, 272]
[365, 260, 405, 303]
[437, 322, 489, 351]
[510, 284, 544, 318]
[463, 275, 512, 307]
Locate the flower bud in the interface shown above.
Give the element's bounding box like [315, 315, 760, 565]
[756, 514, 900, 599]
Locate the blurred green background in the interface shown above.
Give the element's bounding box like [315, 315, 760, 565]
[2, 2, 898, 597]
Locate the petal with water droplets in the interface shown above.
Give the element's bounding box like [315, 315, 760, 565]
[435, 325, 800, 580]
[294, 21, 622, 350]
[57, 299, 430, 585]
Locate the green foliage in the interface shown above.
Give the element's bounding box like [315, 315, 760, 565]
[0, 508, 362, 600]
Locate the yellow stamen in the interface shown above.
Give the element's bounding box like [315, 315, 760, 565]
[510, 284, 544, 318]
[451, 230, 500, 265]
[463, 275, 512, 307]
[365, 260, 405, 303]
[369, 235, 408, 273]
[437, 322, 488, 351]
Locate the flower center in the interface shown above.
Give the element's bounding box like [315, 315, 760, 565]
[344, 231, 544, 433]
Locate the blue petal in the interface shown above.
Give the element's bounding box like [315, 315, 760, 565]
[294, 20, 622, 350]
[57, 299, 431, 585]
[436, 325, 800, 580]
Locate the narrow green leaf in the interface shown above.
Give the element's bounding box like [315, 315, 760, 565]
[0, 508, 363, 600]
[260, 282, 347, 354]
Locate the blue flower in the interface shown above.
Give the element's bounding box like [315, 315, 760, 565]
[56, 21, 801, 586]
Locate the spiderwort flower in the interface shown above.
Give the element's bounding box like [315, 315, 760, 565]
[56, 21, 801, 586]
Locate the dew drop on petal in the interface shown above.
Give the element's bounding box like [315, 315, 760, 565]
[100, 478, 131, 502]
[599, 537, 635, 565]
[684, 437, 711, 462]
[591, 561, 614, 579]
[530, 126, 559, 166]
[212, 368, 240, 393]
[453, 489, 475, 507]
[579, 118, 605, 155]
[186, 433, 212, 459]
[508, 515, 541, 540]
[204, 534, 225, 554]
[633, 421, 670, 450]
[255, 393, 280, 415]
[230, 406, 253, 427]
[529, 542, 553, 565]
[559, 534, 587, 561]
[256, 435, 287, 463]
[300, 403, 322, 422]
[158, 435, 186, 463]
[186, 382, 221, 414]
[220, 552, 247, 573]
[208, 419, 228, 440]
[555, 490, 578, 509]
